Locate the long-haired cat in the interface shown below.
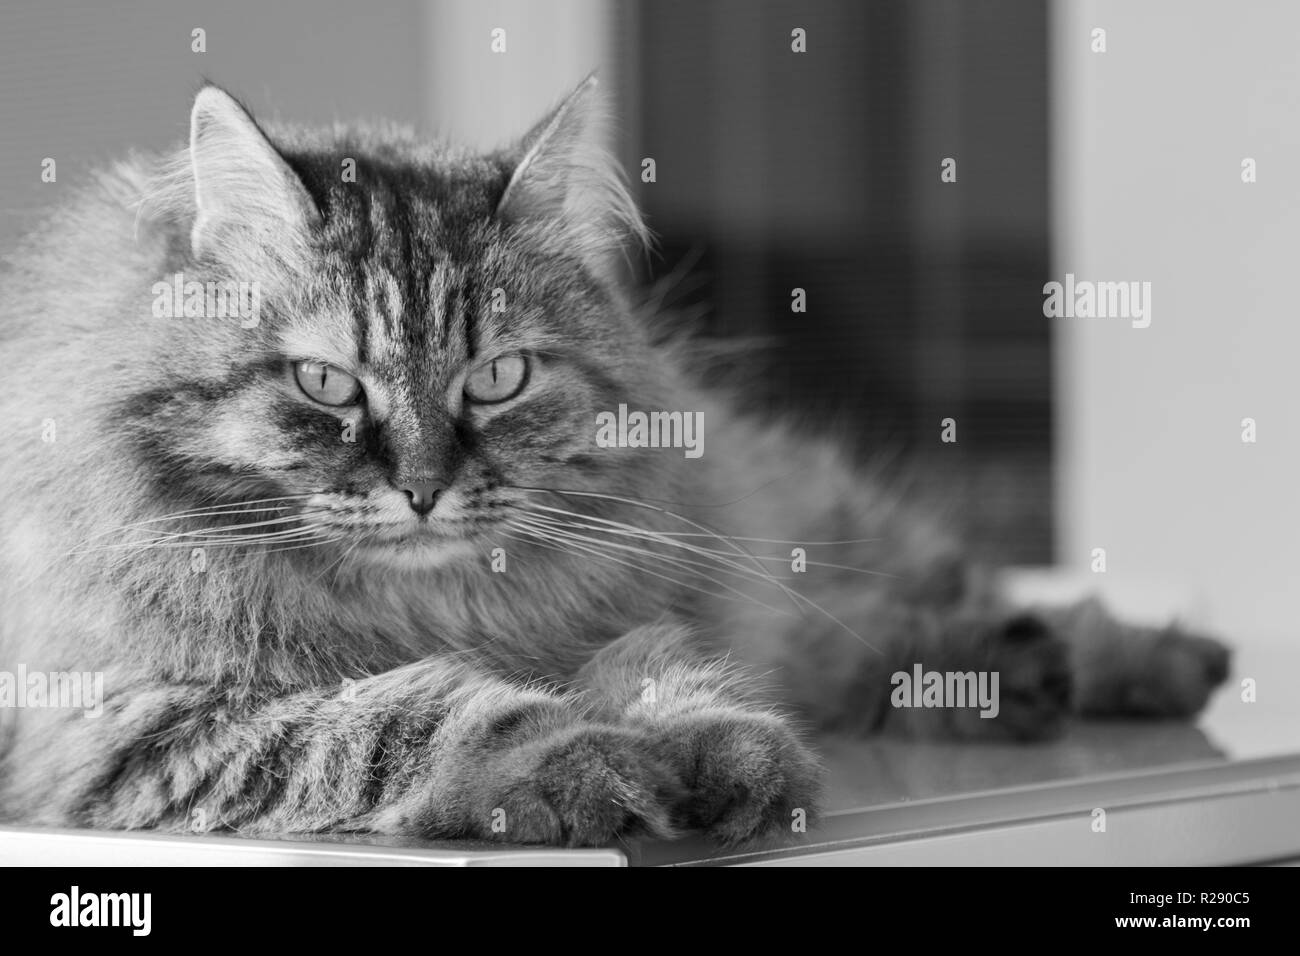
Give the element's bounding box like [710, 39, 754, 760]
[0, 79, 1230, 846]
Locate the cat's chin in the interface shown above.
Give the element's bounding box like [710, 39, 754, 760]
[352, 531, 481, 570]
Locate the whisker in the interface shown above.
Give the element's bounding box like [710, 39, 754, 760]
[314, 534, 366, 584]
[519, 512, 891, 574]
[508, 489, 883, 656]
[139, 512, 331, 540]
[514, 506, 790, 586]
[79, 495, 319, 542]
[621, 533, 885, 547]
[512, 515, 837, 629]
[510, 491, 821, 627]
[741, 554, 897, 578]
[503, 525, 792, 618]
[513, 474, 806, 511]
[509, 486, 774, 582]
[68, 525, 333, 556]
[511, 514, 776, 589]
[522, 514, 890, 582]
[259, 535, 347, 558]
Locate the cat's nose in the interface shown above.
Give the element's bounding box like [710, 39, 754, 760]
[396, 480, 442, 516]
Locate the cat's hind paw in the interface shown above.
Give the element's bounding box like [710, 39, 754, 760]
[1078, 622, 1232, 719]
[923, 612, 1073, 742]
[984, 613, 1074, 740]
[1047, 597, 1232, 720]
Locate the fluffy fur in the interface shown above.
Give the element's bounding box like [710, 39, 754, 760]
[0, 80, 1230, 846]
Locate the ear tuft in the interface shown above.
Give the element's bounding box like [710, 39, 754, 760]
[496, 75, 648, 273]
[189, 85, 320, 259]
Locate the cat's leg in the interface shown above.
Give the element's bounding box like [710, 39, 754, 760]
[6, 658, 684, 846]
[1039, 597, 1232, 719]
[763, 582, 1227, 740]
[894, 562, 1232, 728]
[698, 431, 1229, 739]
[774, 584, 1228, 741]
[576, 620, 822, 844]
[697, 434, 1082, 740]
[732, 580, 1076, 741]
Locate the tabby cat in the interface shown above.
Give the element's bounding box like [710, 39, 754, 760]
[0, 79, 1230, 846]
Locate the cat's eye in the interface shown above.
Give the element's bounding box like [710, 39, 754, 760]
[294, 360, 361, 406]
[464, 354, 529, 404]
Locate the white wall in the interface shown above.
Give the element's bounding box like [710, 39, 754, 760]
[0, 0, 428, 250]
[1052, 0, 1300, 645]
[422, 0, 614, 151]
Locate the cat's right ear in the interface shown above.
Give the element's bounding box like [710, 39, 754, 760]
[188, 86, 320, 260]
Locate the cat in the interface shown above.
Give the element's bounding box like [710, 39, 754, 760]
[0, 78, 1230, 847]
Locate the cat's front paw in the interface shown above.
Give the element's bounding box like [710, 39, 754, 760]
[645, 709, 822, 845]
[480, 723, 682, 846]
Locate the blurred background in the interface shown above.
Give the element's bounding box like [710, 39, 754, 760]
[0, 0, 1295, 660]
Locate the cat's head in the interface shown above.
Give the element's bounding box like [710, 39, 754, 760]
[129, 80, 673, 568]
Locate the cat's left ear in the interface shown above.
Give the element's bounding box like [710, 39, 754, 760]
[496, 75, 647, 274]
[188, 85, 321, 260]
